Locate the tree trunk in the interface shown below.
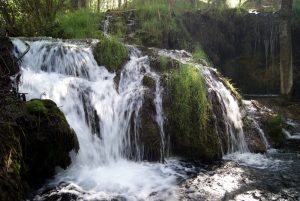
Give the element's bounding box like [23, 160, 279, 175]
[279, 0, 293, 97]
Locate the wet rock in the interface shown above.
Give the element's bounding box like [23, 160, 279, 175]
[138, 84, 161, 161]
[18, 99, 79, 186]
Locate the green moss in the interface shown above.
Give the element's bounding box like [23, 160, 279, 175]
[159, 56, 168, 71]
[26, 99, 46, 114]
[93, 35, 129, 72]
[165, 64, 219, 160]
[142, 75, 156, 88]
[266, 115, 284, 147]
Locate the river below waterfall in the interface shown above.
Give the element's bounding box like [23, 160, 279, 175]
[12, 38, 300, 201]
[27, 150, 300, 201]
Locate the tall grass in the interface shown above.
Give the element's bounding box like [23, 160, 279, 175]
[56, 9, 103, 38]
[166, 64, 219, 158]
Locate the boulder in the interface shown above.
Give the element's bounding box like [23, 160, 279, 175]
[18, 99, 79, 186]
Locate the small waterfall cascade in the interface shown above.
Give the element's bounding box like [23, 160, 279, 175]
[243, 100, 270, 149]
[12, 38, 176, 200]
[158, 49, 250, 154]
[102, 15, 112, 34]
[13, 38, 167, 163]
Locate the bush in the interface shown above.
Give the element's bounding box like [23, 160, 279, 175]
[57, 9, 103, 38]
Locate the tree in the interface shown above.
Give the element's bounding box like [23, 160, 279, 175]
[279, 0, 293, 97]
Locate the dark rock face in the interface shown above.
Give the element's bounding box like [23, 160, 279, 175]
[0, 36, 20, 90]
[139, 86, 162, 161]
[0, 37, 79, 200]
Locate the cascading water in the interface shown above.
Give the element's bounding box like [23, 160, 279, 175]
[11, 38, 281, 200]
[13, 38, 178, 200]
[158, 49, 249, 154]
[158, 49, 279, 169]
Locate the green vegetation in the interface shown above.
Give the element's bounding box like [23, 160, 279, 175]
[26, 99, 47, 114]
[165, 64, 219, 160]
[93, 35, 129, 72]
[266, 115, 284, 147]
[221, 76, 243, 104]
[142, 75, 156, 88]
[57, 9, 103, 38]
[193, 47, 209, 63]
[159, 56, 169, 71]
[125, 0, 196, 49]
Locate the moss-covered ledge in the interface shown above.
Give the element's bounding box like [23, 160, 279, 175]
[163, 64, 221, 160]
[93, 35, 129, 72]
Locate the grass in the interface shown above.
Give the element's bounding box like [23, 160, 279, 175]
[56, 9, 103, 38]
[193, 47, 210, 63]
[93, 35, 129, 72]
[292, 0, 300, 27]
[126, 0, 197, 49]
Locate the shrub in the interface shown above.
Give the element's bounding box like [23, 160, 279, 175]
[56, 9, 103, 38]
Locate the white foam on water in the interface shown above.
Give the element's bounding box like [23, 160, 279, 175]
[223, 152, 283, 169]
[13, 38, 181, 200]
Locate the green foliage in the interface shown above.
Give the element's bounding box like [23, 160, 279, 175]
[127, 0, 194, 49]
[93, 35, 129, 72]
[165, 64, 219, 159]
[159, 56, 169, 71]
[110, 18, 127, 39]
[142, 75, 156, 88]
[266, 115, 284, 147]
[221, 76, 243, 104]
[57, 9, 103, 38]
[193, 47, 209, 63]
[26, 99, 46, 114]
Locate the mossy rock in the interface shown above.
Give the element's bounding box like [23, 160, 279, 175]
[93, 35, 129, 72]
[266, 115, 284, 147]
[20, 99, 79, 186]
[163, 64, 220, 160]
[142, 75, 155, 88]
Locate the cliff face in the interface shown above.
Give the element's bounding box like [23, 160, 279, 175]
[0, 37, 79, 200]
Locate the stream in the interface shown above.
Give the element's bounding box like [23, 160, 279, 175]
[12, 38, 300, 201]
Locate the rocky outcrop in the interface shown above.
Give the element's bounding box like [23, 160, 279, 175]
[19, 99, 79, 186]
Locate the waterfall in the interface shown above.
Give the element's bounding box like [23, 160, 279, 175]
[158, 49, 249, 154]
[11, 38, 274, 199]
[13, 38, 178, 200]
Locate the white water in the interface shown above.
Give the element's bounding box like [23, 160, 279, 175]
[103, 15, 112, 34]
[13, 39, 177, 200]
